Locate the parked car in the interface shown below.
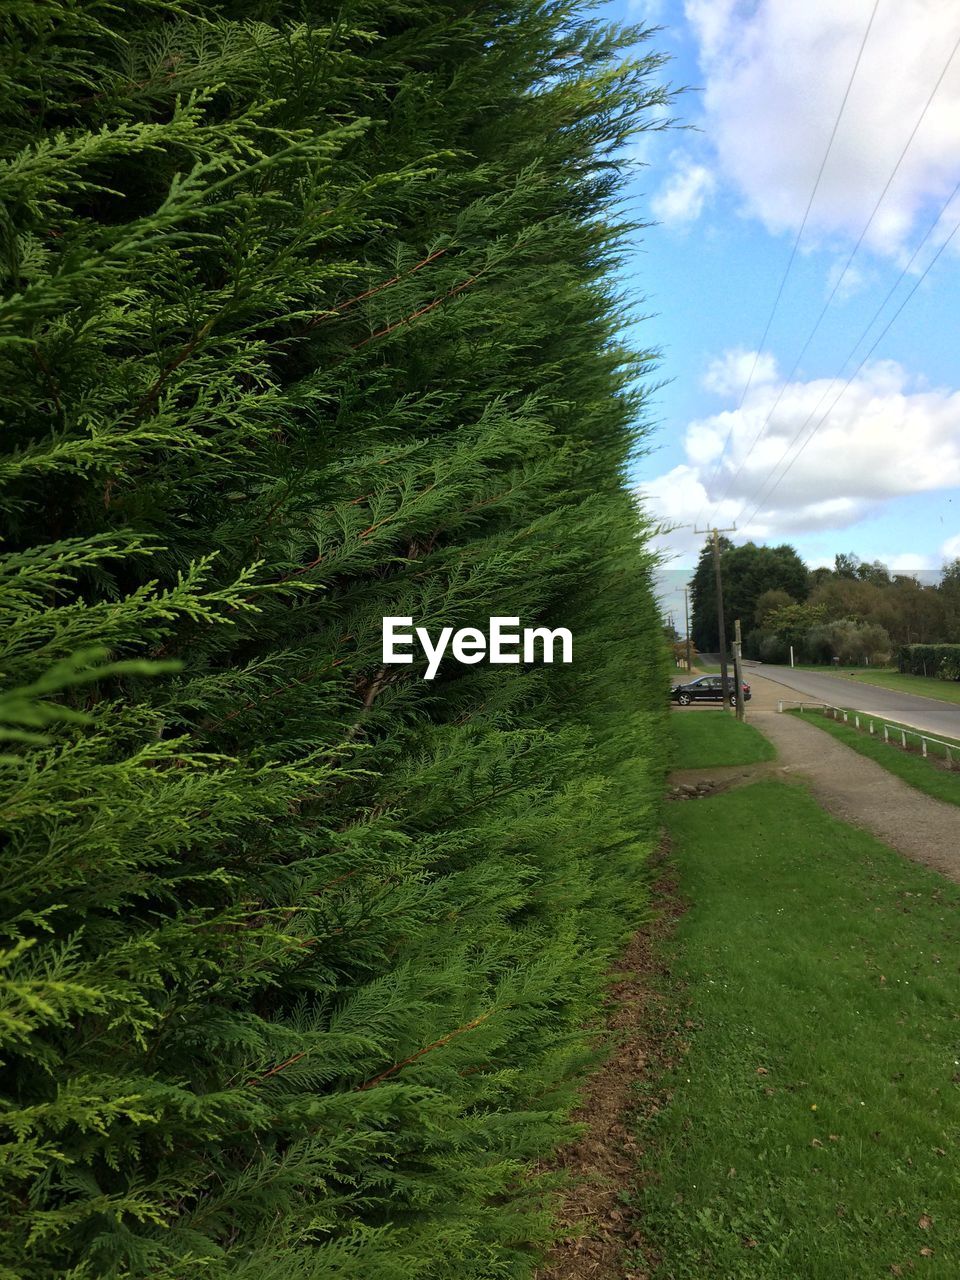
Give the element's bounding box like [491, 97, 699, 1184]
[671, 674, 751, 706]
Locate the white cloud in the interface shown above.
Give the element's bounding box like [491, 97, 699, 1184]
[702, 347, 778, 397]
[684, 0, 960, 256]
[826, 258, 870, 301]
[628, 0, 668, 23]
[651, 152, 716, 227]
[888, 553, 937, 572]
[942, 532, 960, 560]
[638, 354, 960, 563]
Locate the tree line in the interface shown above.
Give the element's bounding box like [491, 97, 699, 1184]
[691, 541, 960, 668]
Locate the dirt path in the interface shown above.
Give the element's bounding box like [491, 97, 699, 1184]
[743, 672, 960, 884]
[534, 855, 684, 1280]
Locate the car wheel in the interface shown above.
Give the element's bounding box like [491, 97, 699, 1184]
[678, 693, 691, 706]
[730, 694, 737, 706]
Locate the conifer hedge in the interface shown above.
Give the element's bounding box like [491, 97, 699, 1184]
[897, 644, 960, 679]
[0, 4, 669, 1276]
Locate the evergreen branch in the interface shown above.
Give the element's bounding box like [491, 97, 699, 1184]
[304, 247, 449, 330]
[354, 1012, 494, 1091]
[200, 667, 328, 732]
[351, 274, 481, 349]
[30, 346, 63, 421]
[133, 312, 220, 417]
[245, 1050, 308, 1087]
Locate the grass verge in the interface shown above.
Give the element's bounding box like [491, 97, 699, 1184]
[791, 709, 960, 808]
[672, 710, 775, 770]
[631, 779, 960, 1279]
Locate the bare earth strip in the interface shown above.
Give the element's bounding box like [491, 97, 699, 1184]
[744, 673, 960, 884]
[534, 854, 684, 1280]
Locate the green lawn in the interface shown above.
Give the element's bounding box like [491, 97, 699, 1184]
[631, 779, 960, 1279]
[784, 666, 960, 706]
[672, 710, 775, 770]
[792, 709, 960, 808]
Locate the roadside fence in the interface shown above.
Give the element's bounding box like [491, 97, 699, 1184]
[775, 700, 958, 770]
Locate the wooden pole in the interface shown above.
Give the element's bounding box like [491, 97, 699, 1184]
[733, 617, 745, 722]
[712, 530, 731, 712]
[684, 587, 693, 673]
[694, 523, 737, 713]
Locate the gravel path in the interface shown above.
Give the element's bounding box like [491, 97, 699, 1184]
[744, 672, 960, 884]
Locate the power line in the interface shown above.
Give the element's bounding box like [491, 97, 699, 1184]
[735, 192, 960, 529]
[735, 178, 960, 524]
[696, 0, 882, 523]
[709, 24, 960, 516]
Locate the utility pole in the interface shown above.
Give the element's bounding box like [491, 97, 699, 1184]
[694, 524, 737, 711]
[733, 618, 745, 722]
[683, 586, 693, 674]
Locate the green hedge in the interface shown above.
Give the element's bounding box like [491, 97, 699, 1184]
[896, 644, 960, 679]
[0, 4, 669, 1277]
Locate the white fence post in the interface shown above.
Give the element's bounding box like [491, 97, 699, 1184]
[823, 714, 960, 762]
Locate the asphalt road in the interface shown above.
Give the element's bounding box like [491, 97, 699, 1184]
[742, 662, 960, 741]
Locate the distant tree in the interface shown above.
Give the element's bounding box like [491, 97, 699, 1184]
[755, 588, 795, 628]
[690, 538, 807, 653]
[766, 601, 828, 658]
[814, 556, 954, 649]
[856, 559, 891, 587]
[807, 565, 834, 591]
[940, 558, 960, 641]
[811, 575, 876, 625]
[807, 620, 892, 665]
[670, 637, 696, 670]
[853, 621, 894, 663]
[886, 576, 945, 644]
[834, 552, 861, 579]
[758, 632, 790, 663]
[689, 536, 732, 652]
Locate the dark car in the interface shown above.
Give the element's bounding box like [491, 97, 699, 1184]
[671, 674, 751, 706]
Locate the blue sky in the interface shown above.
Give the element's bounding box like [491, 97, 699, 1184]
[598, 0, 960, 598]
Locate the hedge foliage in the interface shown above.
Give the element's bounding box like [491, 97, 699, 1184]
[0, 3, 669, 1277]
[896, 644, 960, 680]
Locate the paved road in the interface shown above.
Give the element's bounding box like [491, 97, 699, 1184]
[742, 661, 960, 741]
